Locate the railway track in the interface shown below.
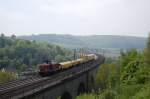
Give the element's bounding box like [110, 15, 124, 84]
[0, 72, 70, 99]
[0, 77, 43, 92]
[0, 54, 104, 99]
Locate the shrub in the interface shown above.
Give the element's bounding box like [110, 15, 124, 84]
[0, 71, 16, 84]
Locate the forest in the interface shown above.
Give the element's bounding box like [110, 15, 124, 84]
[0, 34, 73, 83]
[77, 35, 150, 99]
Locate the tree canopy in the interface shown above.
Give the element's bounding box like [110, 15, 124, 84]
[0, 34, 73, 73]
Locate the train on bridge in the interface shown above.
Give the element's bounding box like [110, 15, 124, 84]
[39, 54, 97, 76]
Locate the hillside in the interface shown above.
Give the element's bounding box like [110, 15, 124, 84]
[0, 34, 72, 73]
[19, 34, 147, 49]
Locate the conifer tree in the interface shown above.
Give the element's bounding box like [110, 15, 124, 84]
[145, 33, 150, 65]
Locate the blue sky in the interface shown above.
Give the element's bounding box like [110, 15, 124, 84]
[0, 0, 150, 37]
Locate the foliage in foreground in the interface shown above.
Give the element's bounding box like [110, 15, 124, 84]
[77, 50, 150, 98]
[77, 83, 150, 99]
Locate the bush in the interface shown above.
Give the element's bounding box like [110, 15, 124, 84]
[95, 64, 119, 90]
[0, 71, 16, 84]
[132, 83, 150, 99]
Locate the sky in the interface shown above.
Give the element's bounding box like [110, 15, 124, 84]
[0, 0, 150, 37]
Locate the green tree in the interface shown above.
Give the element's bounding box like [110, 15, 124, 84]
[145, 33, 150, 64]
[0, 33, 5, 48]
[0, 71, 16, 84]
[95, 64, 119, 90]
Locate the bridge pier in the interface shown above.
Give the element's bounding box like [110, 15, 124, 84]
[77, 82, 86, 95]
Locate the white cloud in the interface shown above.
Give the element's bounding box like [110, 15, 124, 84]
[0, 0, 150, 37]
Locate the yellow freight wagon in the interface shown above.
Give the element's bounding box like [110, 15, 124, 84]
[60, 61, 73, 69]
[59, 54, 96, 70]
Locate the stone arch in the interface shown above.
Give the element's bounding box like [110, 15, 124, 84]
[61, 92, 72, 99]
[77, 82, 86, 95]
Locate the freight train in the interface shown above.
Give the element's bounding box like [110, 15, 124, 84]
[38, 54, 97, 76]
